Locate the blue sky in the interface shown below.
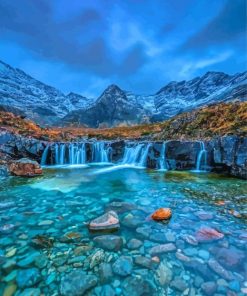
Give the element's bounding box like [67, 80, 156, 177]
[0, 0, 246, 97]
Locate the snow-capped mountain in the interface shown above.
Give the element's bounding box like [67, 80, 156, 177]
[0, 59, 246, 127]
[0, 60, 94, 125]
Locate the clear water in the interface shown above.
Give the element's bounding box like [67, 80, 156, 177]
[0, 166, 246, 295]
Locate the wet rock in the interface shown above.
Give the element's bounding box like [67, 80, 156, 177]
[195, 211, 213, 220]
[184, 247, 198, 257]
[149, 233, 167, 243]
[151, 208, 172, 221]
[0, 224, 15, 234]
[60, 270, 98, 296]
[198, 250, 210, 260]
[99, 263, 113, 283]
[3, 284, 17, 296]
[122, 276, 155, 296]
[18, 288, 41, 296]
[201, 281, 217, 295]
[89, 211, 120, 232]
[184, 259, 214, 281]
[60, 232, 82, 243]
[87, 249, 105, 269]
[229, 280, 240, 292]
[8, 158, 42, 177]
[122, 212, 143, 228]
[183, 235, 198, 246]
[210, 246, 245, 269]
[93, 235, 123, 251]
[127, 238, 143, 250]
[155, 260, 172, 286]
[113, 256, 133, 276]
[16, 268, 41, 288]
[149, 243, 176, 256]
[136, 226, 152, 238]
[106, 201, 136, 213]
[175, 251, 190, 262]
[31, 235, 54, 249]
[208, 259, 233, 280]
[6, 248, 17, 258]
[170, 278, 188, 292]
[38, 220, 54, 226]
[74, 245, 92, 255]
[196, 227, 224, 242]
[134, 256, 153, 269]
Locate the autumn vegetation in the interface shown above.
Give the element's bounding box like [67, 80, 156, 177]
[0, 102, 246, 142]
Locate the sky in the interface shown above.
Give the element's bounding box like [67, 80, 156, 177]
[0, 0, 246, 97]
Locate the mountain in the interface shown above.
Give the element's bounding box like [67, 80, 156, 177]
[0, 59, 246, 127]
[0, 60, 94, 125]
[61, 84, 153, 127]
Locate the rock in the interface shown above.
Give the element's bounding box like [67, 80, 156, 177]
[134, 256, 153, 269]
[31, 235, 54, 249]
[60, 232, 82, 242]
[170, 278, 188, 292]
[8, 158, 42, 177]
[18, 288, 41, 296]
[155, 260, 172, 286]
[113, 256, 133, 276]
[198, 250, 210, 260]
[88, 249, 105, 269]
[195, 211, 213, 220]
[89, 211, 120, 232]
[60, 270, 98, 296]
[3, 284, 17, 296]
[122, 276, 155, 296]
[201, 281, 217, 295]
[127, 238, 143, 250]
[0, 224, 15, 234]
[151, 208, 172, 221]
[183, 235, 198, 246]
[184, 247, 198, 257]
[106, 201, 136, 213]
[149, 243, 176, 255]
[16, 268, 41, 288]
[99, 263, 113, 283]
[74, 245, 92, 255]
[93, 235, 123, 251]
[38, 220, 54, 226]
[184, 259, 214, 281]
[208, 259, 233, 280]
[229, 280, 241, 292]
[122, 213, 143, 228]
[210, 246, 245, 269]
[196, 227, 224, 242]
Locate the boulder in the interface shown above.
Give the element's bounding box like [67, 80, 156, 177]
[93, 235, 123, 251]
[151, 208, 172, 221]
[112, 256, 133, 276]
[89, 211, 120, 232]
[8, 158, 42, 177]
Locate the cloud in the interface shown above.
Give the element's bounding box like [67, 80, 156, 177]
[182, 0, 246, 51]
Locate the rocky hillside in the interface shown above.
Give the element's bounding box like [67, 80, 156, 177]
[0, 102, 246, 141]
[0, 60, 246, 128]
[0, 60, 93, 126]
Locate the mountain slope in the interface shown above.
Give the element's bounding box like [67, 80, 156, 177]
[0, 60, 93, 125]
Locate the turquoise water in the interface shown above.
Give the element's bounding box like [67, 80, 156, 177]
[0, 165, 247, 295]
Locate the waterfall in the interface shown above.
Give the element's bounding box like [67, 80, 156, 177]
[195, 141, 207, 171]
[158, 142, 167, 170]
[138, 143, 151, 167]
[41, 145, 49, 165]
[59, 144, 65, 165]
[92, 142, 109, 163]
[55, 144, 59, 164]
[121, 143, 151, 167]
[122, 144, 144, 165]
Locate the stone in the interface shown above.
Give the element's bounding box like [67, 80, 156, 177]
[93, 235, 123, 251]
[149, 243, 176, 255]
[183, 234, 198, 246]
[3, 284, 17, 296]
[106, 201, 136, 213]
[195, 210, 213, 220]
[113, 256, 133, 276]
[3, 270, 17, 282]
[0, 224, 15, 234]
[196, 227, 224, 242]
[201, 281, 217, 295]
[211, 246, 245, 269]
[229, 280, 240, 292]
[170, 278, 188, 292]
[99, 263, 113, 283]
[155, 261, 172, 286]
[38, 220, 54, 226]
[149, 233, 167, 243]
[6, 248, 17, 258]
[151, 208, 172, 221]
[198, 249, 210, 260]
[127, 238, 143, 250]
[89, 211, 120, 232]
[88, 249, 105, 269]
[208, 259, 233, 280]
[134, 256, 153, 269]
[8, 158, 42, 177]
[60, 270, 98, 296]
[175, 251, 190, 262]
[122, 213, 143, 228]
[18, 288, 41, 296]
[16, 268, 41, 288]
[184, 259, 214, 281]
[74, 245, 92, 255]
[184, 247, 198, 257]
[60, 232, 81, 242]
[31, 235, 54, 249]
[122, 276, 155, 296]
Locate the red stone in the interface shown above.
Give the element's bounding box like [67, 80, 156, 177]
[151, 208, 172, 221]
[196, 227, 224, 242]
[8, 158, 42, 177]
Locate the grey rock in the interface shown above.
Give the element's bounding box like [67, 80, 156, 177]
[149, 243, 176, 255]
[170, 278, 188, 292]
[99, 263, 113, 283]
[122, 276, 155, 296]
[89, 211, 120, 232]
[93, 235, 123, 251]
[208, 259, 234, 280]
[134, 256, 153, 269]
[201, 281, 217, 295]
[127, 238, 143, 250]
[112, 256, 133, 276]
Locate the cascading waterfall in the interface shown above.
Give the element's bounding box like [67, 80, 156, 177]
[158, 142, 168, 170]
[92, 142, 110, 163]
[121, 143, 151, 167]
[138, 143, 151, 167]
[195, 141, 207, 171]
[40, 145, 49, 165]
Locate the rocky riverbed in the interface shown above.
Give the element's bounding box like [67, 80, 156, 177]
[0, 166, 246, 295]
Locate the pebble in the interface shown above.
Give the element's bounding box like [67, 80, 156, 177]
[3, 284, 17, 296]
[198, 249, 210, 260]
[93, 235, 123, 251]
[112, 256, 133, 276]
[127, 238, 143, 250]
[201, 281, 217, 295]
[149, 243, 176, 255]
[5, 248, 17, 258]
[38, 220, 54, 226]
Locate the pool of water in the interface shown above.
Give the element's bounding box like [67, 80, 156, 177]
[0, 165, 246, 295]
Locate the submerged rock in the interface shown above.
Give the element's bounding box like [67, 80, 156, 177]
[93, 235, 123, 251]
[195, 227, 224, 242]
[60, 270, 97, 296]
[89, 211, 120, 232]
[127, 238, 143, 250]
[151, 208, 172, 221]
[8, 158, 42, 177]
[31, 235, 54, 249]
[112, 256, 133, 276]
[122, 276, 155, 296]
[149, 243, 176, 255]
[16, 268, 41, 288]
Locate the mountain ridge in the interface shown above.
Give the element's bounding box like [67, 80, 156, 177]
[0, 59, 246, 127]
